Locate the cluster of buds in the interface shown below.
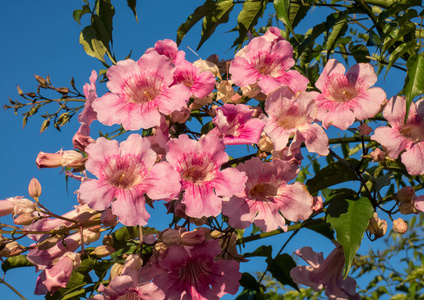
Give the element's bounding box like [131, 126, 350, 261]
[395, 187, 424, 215]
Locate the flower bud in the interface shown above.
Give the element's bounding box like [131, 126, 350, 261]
[180, 229, 206, 246]
[36, 150, 85, 170]
[396, 187, 416, 203]
[393, 218, 408, 234]
[103, 235, 114, 247]
[0, 200, 15, 217]
[369, 148, 386, 163]
[358, 123, 372, 136]
[92, 245, 115, 258]
[13, 212, 35, 225]
[258, 133, 274, 153]
[0, 241, 22, 257]
[28, 178, 42, 200]
[110, 262, 124, 280]
[367, 212, 387, 238]
[312, 196, 324, 213]
[161, 229, 181, 246]
[171, 107, 191, 124]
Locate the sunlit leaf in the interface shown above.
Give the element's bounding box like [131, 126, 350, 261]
[403, 53, 424, 122]
[177, 0, 216, 46]
[1, 255, 33, 272]
[325, 12, 348, 59]
[79, 25, 108, 62]
[198, 0, 234, 50]
[326, 196, 374, 278]
[235, 0, 267, 49]
[274, 0, 297, 41]
[73, 4, 91, 25]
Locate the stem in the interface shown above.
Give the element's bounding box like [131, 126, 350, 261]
[0, 277, 26, 300]
[237, 222, 302, 244]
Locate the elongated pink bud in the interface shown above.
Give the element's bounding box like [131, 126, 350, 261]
[28, 177, 42, 199]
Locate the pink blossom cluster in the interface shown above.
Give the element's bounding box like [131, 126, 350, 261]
[6, 25, 424, 300]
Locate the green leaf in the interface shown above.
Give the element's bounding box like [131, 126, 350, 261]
[306, 159, 359, 194]
[266, 254, 299, 290]
[326, 197, 374, 277]
[403, 53, 424, 122]
[325, 12, 348, 59]
[177, 0, 217, 46]
[235, 0, 267, 48]
[244, 245, 272, 258]
[274, 0, 297, 41]
[298, 22, 326, 58]
[302, 218, 335, 241]
[200, 120, 215, 135]
[349, 44, 371, 63]
[384, 41, 415, 78]
[112, 226, 139, 247]
[79, 25, 108, 62]
[73, 5, 91, 25]
[239, 272, 261, 291]
[95, 0, 115, 42]
[1, 255, 33, 272]
[288, 1, 310, 30]
[127, 0, 138, 22]
[198, 0, 234, 50]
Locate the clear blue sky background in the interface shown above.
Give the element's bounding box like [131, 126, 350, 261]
[0, 1, 409, 299]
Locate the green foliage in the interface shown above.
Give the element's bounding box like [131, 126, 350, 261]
[1, 255, 33, 273]
[326, 196, 374, 277]
[306, 158, 360, 194]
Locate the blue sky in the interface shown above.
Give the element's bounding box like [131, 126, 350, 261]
[0, 1, 410, 299]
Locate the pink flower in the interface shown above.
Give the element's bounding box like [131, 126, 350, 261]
[93, 52, 190, 130]
[173, 60, 216, 99]
[35, 252, 81, 295]
[78, 70, 98, 126]
[77, 134, 181, 226]
[371, 96, 424, 175]
[72, 124, 95, 151]
[230, 32, 308, 95]
[210, 104, 265, 145]
[222, 157, 313, 232]
[98, 254, 165, 300]
[263, 86, 329, 155]
[290, 245, 359, 300]
[166, 134, 247, 218]
[152, 239, 241, 299]
[145, 39, 186, 65]
[314, 59, 386, 130]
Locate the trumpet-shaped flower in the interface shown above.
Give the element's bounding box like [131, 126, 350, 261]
[290, 245, 359, 300]
[145, 39, 186, 65]
[211, 104, 265, 145]
[166, 134, 247, 218]
[230, 32, 308, 95]
[371, 96, 424, 175]
[78, 70, 98, 127]
[314, 59, 386, 130]
[173, 59, 215, 99]
[93, 52, 190, 130]
[77, 134, 181, 226]
[222, 157, 313, 232]
[263, 86, 329, 155]
[152, 239, 241, 299]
